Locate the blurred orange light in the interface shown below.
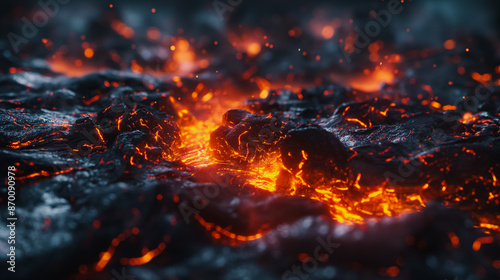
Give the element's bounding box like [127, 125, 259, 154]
[444, 39, 456, 50]
[321, 25, 334, 39]
[147, 27, 161, 40]
[386, 266, 400, 277]
[247, 42, 261, 57]
[111, 20, 134, 39]
[84, 48, 94, 58]
[199, 58, 209, 69]
[259, 90, 269, 99]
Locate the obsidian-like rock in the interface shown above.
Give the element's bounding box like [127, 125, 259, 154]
[280, 126, 349, 186]
[65, 115, 105, 156]
[209, 112, 288, 163]
[222, 109, 254, 126]
[120, 108, 180, 152]
[209, 125, 234, 160]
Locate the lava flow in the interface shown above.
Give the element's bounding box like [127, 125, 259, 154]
[169, 83, 500, 230]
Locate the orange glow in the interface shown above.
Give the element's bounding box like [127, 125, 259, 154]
[199, 58, 210, 69]
[472, 236, 494, 251]
[47, 59, 103, 77]
[111, 20, 134, 39]
[227, 28, 266, 59]
[321, 26, 335, 39]
[444, 39, 456, 50]
[201, 92, 213, 102]
[121, 242, 166, 266]
[480, 223, 500, 232]
[347, 66, 395, 92]
[255, 77, 270, 99]
[147, 27, 161, 40]
[247, 42, 261, 57]
[460, 112, 477, 124]
[95, 250, 114, 271]
[430, 101, 441, 109]
[131, 60, 143, 73]
[448, 232, 460, 248]
[94, 229, 168, 271]
[172, 92, 243, 168]
[169, 38, 196, 73]
[259, 90, 269, 99]
[84, 48, 94, 58]
[472, 72, 492, 83]
[346, 118, 368, 128]
[195, 214, 267, 245]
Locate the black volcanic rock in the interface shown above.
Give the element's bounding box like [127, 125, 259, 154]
[222, 109, 254, 126]
[120, 108, 180, 153]
[280, 126, 350, 188]
[210, 112, 290, 164]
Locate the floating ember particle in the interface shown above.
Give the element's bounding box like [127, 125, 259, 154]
[247, 42, 261, 57]
[321, 25, 335, 39]
[84, 48, 94, 58]
[444, 39, 456, 50]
